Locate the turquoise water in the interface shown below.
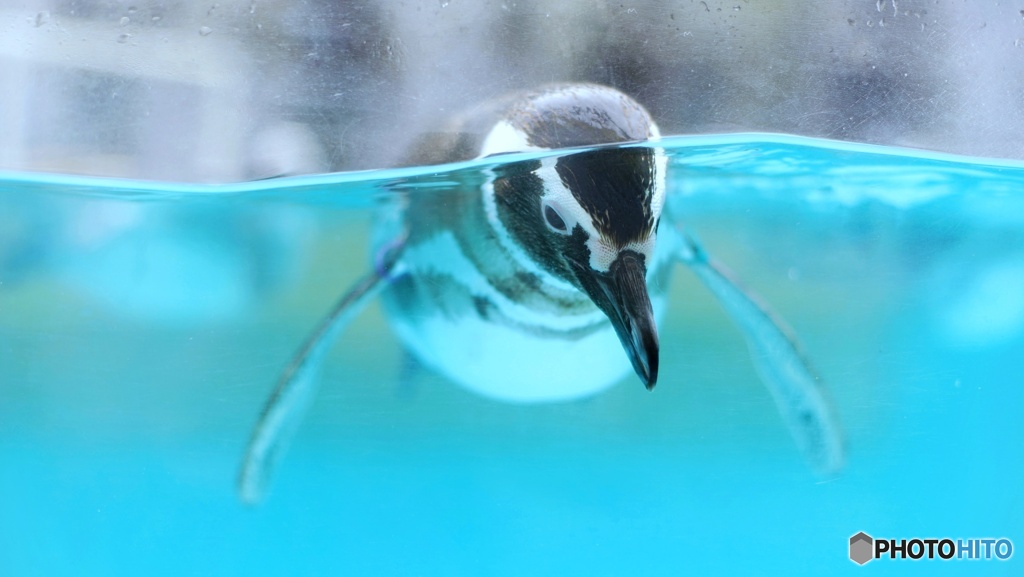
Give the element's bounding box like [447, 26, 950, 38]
[1, 134, 1021, 575]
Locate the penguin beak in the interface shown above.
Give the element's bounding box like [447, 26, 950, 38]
[572, 250, 660, 389]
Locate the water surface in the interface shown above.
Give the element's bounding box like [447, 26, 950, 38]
[1, 134, 1021, 575]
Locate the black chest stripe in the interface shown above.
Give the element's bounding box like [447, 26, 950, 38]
[399, 270, 605, 340]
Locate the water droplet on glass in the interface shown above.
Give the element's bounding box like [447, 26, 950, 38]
[117, 33, 131, 43]
[439, 0, 449, 7]
[119, 16, 130, 27]
[199, 26, 213, 36]
[35, 11, 49, 27]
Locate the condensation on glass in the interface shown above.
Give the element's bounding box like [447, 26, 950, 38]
[2, 0, 1024, 181]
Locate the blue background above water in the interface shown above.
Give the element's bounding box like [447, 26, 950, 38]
[0, 135, 1021, 575]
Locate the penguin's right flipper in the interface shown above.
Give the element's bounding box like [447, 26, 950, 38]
[670, 228, 845, 476]
[237, 238, 406, 504]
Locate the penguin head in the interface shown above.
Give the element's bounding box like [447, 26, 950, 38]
[480, 84, 666, 388]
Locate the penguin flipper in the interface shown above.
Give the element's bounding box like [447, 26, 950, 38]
[238, 240, 406, 504]
[670, 229, 845, 475]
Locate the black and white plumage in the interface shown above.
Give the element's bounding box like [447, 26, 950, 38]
[238, 84, 844, 503]
[382, 85, 669, 401]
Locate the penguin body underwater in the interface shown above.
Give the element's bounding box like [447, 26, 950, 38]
[239, 83, 844, 503]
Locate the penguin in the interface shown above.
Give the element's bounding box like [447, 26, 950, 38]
[238, 83, 844, 503]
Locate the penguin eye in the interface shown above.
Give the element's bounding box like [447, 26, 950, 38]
[543, 204, 568, 233]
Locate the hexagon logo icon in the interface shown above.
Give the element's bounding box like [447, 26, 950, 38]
[850, 532, 874, 565]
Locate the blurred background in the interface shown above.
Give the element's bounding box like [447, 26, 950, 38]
[4, 0, 1024, 182]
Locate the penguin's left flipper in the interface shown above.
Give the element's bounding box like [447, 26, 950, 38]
[237, 238, 406, 504]
[670, 228, 845, 476]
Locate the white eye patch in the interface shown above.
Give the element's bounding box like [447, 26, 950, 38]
[536, 162, 599, 239]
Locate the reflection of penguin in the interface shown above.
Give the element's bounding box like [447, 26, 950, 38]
[239, 84, 844, 503]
